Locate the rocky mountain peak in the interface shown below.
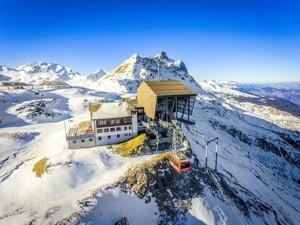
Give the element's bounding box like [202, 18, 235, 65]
[130, 53, 139, 59]
[87, 69, 107, 81]
[0, 65, 15, 72]
[99, 52, 198, 94]
[155, 51, 169, 60]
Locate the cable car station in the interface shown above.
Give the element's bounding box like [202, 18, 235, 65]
[136, 80, 197, 173]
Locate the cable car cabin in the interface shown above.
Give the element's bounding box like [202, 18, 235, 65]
[169, 152, 191, 174]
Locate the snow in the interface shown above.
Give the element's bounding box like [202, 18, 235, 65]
[186, 198, 216, 225]
[199, 80, 300, 132]
[78, 189, 158, 225]
[0, 119, 152, 224]
[91, 102, 131, 119]
[183, 81, 300, 224]
[0, 87, 153, 225]
[0, 132, 39, 169]
[7, 98, 68, 123]
[1, 53, 299, 225]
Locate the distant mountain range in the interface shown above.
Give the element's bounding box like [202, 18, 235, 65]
[217, 82, 300, 106]
[0, 51, 198, 94]
[236, 82, 300, 90]
[0, 62, 81, 83]
[237, 85, 300, 106]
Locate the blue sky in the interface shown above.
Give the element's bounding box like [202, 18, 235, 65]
[0, 0, 299, 82]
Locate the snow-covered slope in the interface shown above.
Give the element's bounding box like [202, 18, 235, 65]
[0, 87, 150, 225]
[86, 69, 107, 81]
[199, 80, 300, 132]
[67, 69, 107, 89]
[192, 81, 300, 224]
[0, 53, 299, 225]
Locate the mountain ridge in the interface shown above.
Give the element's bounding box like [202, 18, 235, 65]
[0, 52, 197, 94]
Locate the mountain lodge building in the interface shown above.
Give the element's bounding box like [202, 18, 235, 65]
[90, 101, 138, 146]
[66, 101, 138, 149]
[42, 81, 70, 90]
[0, 81, 33, 90]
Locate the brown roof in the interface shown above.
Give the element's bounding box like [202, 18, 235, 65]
[42, 81, 69, 85]
[143, 80, 196, 96]
[1, 82, 30, 86]
[67, 121, 94, 137]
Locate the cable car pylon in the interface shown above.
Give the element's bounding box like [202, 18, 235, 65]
[185, 124, 219, 170]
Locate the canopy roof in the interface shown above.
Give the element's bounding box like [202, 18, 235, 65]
[143, 80, 196, 96]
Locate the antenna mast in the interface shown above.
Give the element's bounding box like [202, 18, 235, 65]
[157, 60, 160, 81]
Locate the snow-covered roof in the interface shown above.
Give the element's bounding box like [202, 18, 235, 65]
[128, 98, 144, 108]
[91, 102, 131, 120]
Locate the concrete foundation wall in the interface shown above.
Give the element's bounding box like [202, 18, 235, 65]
[67, 137, 96, 149]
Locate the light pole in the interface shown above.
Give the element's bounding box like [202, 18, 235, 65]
[206, 137, 218, 169]
[215, 139, 218, 171]
[64, 118, 67, 141]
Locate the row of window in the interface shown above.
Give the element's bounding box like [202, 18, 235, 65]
[97, 126, 131, 133]
[97, 133, 131, 140]
[71, 133, 132, 144]
[72, 138, 93, 144]
[98, 118, 132, 125]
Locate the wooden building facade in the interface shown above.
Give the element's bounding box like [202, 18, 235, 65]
[137, 80, 196, 124]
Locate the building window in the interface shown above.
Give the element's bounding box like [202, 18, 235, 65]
[124, 118, 127, 123]
[89, 138, 93, 142]
[124, 126, 127, 130]
[72, 140, 77, 143]
[110, 128, 115, 132]
[97, 129, 102, 133]
[117, 134, 120, 138]
[108, 135, 111, 139]
[128, 118, 132, 122]
[116, 127, 121, 131]
[125, 134, 128, 136]
[129, 133, 131, 136]
[128, 126, 131, 130]
[81, 139, 85, 143]
[99, 120, 106, 125]
[98, 137, 102, 141]
[116, 119, 120, 124]
[103, 128, 109, 132]
[111, 120, 115, 125]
